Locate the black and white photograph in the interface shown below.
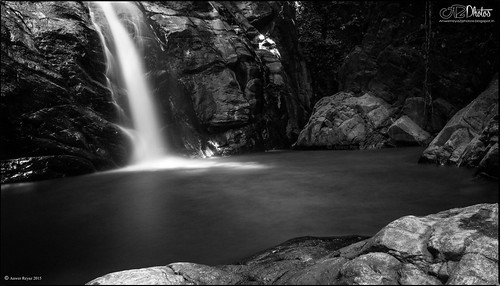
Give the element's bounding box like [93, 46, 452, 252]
[1, 1, 498, 285]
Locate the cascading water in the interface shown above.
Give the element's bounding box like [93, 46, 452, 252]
[90, 2, 166, 164]
[88, 2, 265, 172]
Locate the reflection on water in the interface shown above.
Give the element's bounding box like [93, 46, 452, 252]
[1, 148, 498, 285]
[111, 156, 270, 172]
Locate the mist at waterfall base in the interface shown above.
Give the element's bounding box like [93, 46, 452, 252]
[1, 148, 498, 285]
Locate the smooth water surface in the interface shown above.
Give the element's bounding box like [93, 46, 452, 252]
[1, 148, 498, 284]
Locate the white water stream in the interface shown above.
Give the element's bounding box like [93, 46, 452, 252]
[89, 2, 259, 170]
[91, 2, 167, 163]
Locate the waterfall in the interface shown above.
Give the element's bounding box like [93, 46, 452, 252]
[90, 2, 167, 164]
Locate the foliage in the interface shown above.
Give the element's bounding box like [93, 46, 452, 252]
[294, 1, 372, 103]
[294, 0, 498, 109]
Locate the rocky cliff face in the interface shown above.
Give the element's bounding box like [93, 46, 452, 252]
[134, 1, 311, 156]
[1, 1, 133, 183]
[1, 1, 312, 183]
[87, 203, 499, 285]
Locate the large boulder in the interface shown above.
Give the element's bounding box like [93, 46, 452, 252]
[1, 1, 133, 183]
[419, 76, 499, 179]
[87, 203, 499, 285]
[294, 91, 395, 149]
[387, 115, 431, 146]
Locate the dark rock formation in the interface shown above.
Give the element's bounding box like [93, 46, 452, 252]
[337, 2, 498, 110]
[128, 1, 312, 157]
[1, 1, 312, 182]
[1, 1, 133, 183]
[294, 2, 498, 151]
[1, 155, 96, 184]
[86, 203, 499, 285]
[419, 76, 499, 180]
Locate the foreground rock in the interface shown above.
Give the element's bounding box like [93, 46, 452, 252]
[87, 203, 498, 285]
[420, 76, 499, 179]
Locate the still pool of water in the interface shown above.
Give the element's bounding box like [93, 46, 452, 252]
[1, 147, 498, 285]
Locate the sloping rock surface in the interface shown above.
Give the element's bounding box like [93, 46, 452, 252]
[388, 115, 431, 145]
[419, 76, 498, 179]
[87, 203, 498, 285]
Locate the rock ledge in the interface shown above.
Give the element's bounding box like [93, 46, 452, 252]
[87, 203, 498, 285]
